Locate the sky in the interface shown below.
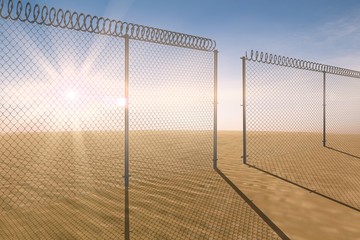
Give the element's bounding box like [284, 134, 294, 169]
[13, 0, 360, 130]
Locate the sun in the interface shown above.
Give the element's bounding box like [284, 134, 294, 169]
[65, 89, 78, 101]
[117, 97, 126, 107]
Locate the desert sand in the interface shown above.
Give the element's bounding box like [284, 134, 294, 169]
[218, 131, 360, 240]
[1, 130, 359, 239]
[0, 131, 280, 239]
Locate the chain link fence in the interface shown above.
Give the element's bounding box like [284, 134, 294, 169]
[243, 50, 360, 210]
[0, 1, 287, 239]
[128, 40, 214, 238]
[326, 73, 360, 157]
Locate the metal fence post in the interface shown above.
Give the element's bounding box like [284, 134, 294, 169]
[213, 50, 218, 169]
[323, 71, 326, 147]
[124, 34, 130, 240]
[242, 57, 247, 164]
[124, 36, 130, 187]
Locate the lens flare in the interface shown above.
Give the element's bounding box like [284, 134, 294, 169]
[65, 89, 78, 101]
[117, 97, 126, 107]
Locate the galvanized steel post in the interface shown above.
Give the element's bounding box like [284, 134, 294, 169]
[242, 57, 247, 164]
[124, 34, 130, 240]
[124, 34, 130, 188]
[323, 71, 326, 147]
[213, 50, 218, 169]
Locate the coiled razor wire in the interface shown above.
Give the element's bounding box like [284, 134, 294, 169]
[246, 50, 360, 78]
[0, 0, 216, 51]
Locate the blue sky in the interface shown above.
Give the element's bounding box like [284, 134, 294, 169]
[26, 0, 360, 130]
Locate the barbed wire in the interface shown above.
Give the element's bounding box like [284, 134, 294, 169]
[0, 0, 216, 51]
[245, 50, 360, 78]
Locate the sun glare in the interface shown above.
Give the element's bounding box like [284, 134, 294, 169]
[117, 97, 126, 107]
[65, 89, 78, 101]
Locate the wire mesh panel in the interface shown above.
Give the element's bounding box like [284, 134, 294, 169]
[0, 15, 125, 239]
[326, 73, 360, 157]
[128, 40, 215, 238]
[246, 61, 323, 167]
[244, 51, 360, 210]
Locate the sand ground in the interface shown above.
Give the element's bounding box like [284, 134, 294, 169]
[1, 130, 359, 239]
[218, 131, 360, 240]
[1, 131, 281, 239]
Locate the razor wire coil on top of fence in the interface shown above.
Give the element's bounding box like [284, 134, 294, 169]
[0, 0, 216, 51]
[246, 50, 360, 78]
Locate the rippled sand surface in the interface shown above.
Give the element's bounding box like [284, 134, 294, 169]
[218, 131, 360, 240]
[0, 131, 281, 239]
[4, 130, 357, 239]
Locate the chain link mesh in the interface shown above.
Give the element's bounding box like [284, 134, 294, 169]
[326, 73, 360, 157]
[129, 40, 213, 237]
[245, 57, 360, 210]
[0, 16, 125, 238]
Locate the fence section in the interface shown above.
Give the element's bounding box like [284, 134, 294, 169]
[326, 73, 360, 157]
[0, 12, 126, 239]
[0, 0, 220, 239]
[128, 40, 214, 237]
[243, 50, 360, 210]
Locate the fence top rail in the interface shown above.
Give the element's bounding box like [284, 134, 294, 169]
[245, 50, 360, 78]
[0, 0, 216, 51]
